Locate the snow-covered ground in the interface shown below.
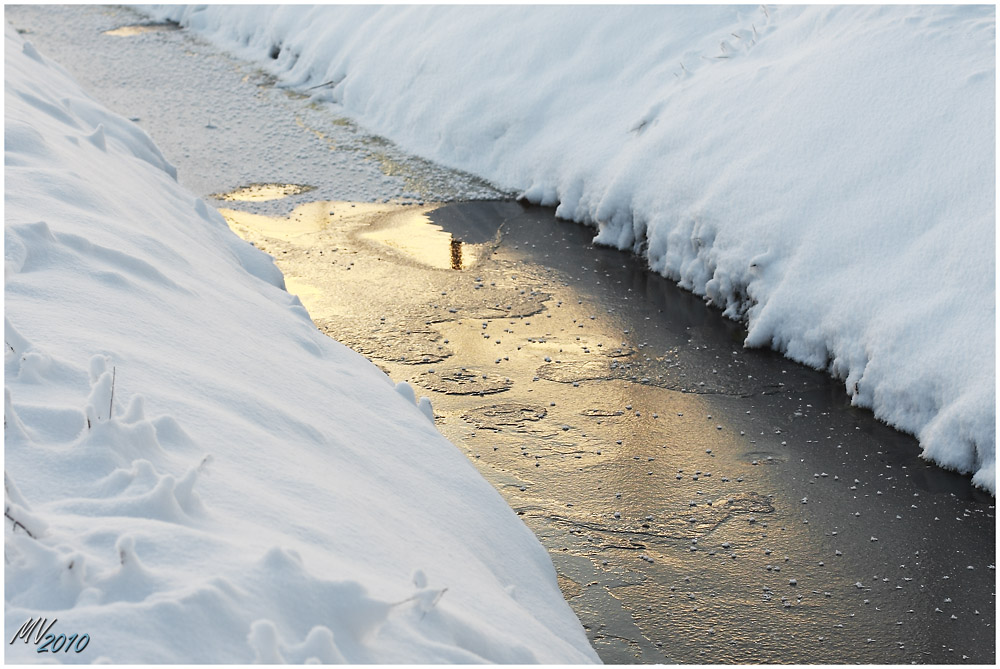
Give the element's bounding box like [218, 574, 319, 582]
[140, 4, 996, 492]
[4, 25, 599, 663]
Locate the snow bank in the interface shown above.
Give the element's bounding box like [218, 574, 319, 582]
[141, 4, 996, 492]
[4, 26, 598, 663]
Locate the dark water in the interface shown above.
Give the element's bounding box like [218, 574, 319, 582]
[221, 196, 995, 664]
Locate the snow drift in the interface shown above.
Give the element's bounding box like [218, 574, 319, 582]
[4, 25, 598, 663]
[140, 4, 996, 492]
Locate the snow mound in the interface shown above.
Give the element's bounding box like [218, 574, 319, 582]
[142, 4, 996, 492]
[4, 26, 598, 663]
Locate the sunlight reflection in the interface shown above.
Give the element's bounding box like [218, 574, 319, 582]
[213, 183, 315, 202]
[103, 23, 181, 37]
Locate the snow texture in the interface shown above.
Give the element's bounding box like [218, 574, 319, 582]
[140, 4, 996, 492]
[4, 26, 598, 663]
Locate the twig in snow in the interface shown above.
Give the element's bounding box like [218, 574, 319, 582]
[305, 77, 345, 91]
[5, 507, 36, 539]
[108, 366, 116, 420]
[390, 586, 449, 621]
[305, 74, 346, 91]
[420, 587, 448, 621]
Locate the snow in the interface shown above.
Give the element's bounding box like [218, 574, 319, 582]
[140, 4, 996, 492]
[4, 25, 599, 663]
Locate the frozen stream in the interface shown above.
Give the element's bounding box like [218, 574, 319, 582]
[7, 5, 995, 664]
[218, 197, 995, 663]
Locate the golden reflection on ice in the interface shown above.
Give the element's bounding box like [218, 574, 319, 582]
[360, 212, 477, 270]
[214, 183, 315, 202]
[219, 202, 335, 240]
[103, 23, 181, 36]
[282, 276, 323, 304]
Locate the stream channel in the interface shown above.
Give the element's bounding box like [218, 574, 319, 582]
[7, 5, 995, 664]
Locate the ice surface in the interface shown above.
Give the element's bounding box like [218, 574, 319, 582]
[4, 26, 598, 663]
[141, 4, 995, 491]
